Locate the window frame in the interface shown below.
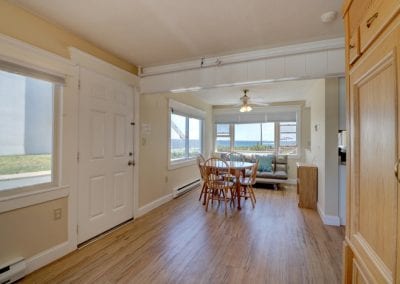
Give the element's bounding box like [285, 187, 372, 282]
[0, 70, 62, 196]
[168, 100, 205, 170]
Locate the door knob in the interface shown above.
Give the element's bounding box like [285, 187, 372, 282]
[128, 160, 135, 166]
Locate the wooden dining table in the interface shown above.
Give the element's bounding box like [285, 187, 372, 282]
[203, 160, 254, 210]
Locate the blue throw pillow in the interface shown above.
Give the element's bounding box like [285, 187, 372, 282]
[256, 155, 273, 172]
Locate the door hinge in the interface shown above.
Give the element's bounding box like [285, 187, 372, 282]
[77, 152, 80, 162]
[78, 80, 81, 90]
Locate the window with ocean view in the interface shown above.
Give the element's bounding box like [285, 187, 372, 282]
[215, 124, 231, 152]
[215, 121, 298, 155]
[279, 122, 297, 155]
[234, 123, 275, 153]
[169, 100, 204, 166]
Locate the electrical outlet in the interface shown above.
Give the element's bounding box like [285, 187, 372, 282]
[54, 208, 62, 220]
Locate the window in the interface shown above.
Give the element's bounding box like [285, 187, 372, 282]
[279, 122, 297, 155]
[215, 124, 231, 152]
[169, 100, 204, 166]
[0, 69, 60, 192]
[215, 121, 298, 155]
[233, 123, 275, 153]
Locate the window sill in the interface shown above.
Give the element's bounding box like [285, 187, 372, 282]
[0, 185, 70, 213]
[169, 158, 197, 170]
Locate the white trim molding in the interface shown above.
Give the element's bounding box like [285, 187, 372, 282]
[140, 38, 345, 94]
[0, 33, 75, 77]
[141, 38, 345, 76]
[0, 186, 69, 213]
[136, 193, 173, 218]
[25, 241, 75, 275]
[317, 203, 341, 226]
[69, 47, 139, 87]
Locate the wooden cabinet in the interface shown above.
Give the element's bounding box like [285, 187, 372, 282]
[343, 0, 400, 283]
[296, 163, 317, 209]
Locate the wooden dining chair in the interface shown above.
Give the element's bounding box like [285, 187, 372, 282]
[204, 158, 235, 214]
[239, 160, 258, 208]
[196, 154, 207, 203]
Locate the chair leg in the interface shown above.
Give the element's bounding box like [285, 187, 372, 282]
[230, 188, 235, 206]
[248, 185, 255, 208]
[205, 189, 211, 211]
[199, 182, 206, 201]
[250, 184, 256, 203]
[224, 189, 228, 215]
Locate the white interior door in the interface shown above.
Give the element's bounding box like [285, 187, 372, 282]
[78, 68, 134, 244]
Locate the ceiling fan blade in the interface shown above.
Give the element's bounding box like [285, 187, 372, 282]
[253, 102, 270, 106]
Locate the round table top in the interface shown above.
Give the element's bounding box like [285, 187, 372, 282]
[206, 160, 254, 169]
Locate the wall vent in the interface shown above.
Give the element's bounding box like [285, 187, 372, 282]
[0, 257, 26, 284]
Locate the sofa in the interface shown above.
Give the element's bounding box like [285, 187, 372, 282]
[220, 153, 289, 189]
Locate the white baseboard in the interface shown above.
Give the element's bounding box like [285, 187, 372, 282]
[136, 193, 173, 218]
[317, 203, 341, 226]
[25, 240, 76, 275]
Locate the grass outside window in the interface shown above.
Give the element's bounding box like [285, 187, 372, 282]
[0, 154, 51, 175]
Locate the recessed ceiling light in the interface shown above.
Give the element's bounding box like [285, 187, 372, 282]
[321, 11, 337, 23]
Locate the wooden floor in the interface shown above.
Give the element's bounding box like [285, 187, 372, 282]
[22, 185, 344, 284]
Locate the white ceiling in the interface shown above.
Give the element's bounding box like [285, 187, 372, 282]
[10, 0, 344, 67]
[193, 79, 322, 106]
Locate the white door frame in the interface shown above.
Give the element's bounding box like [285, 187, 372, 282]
[70, 48, 140, 240]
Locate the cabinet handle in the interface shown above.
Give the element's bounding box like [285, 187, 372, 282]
[395, 158, 400, 181]
[366, 12, 379, 28]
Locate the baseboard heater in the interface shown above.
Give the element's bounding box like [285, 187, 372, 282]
[0, 257, 26, 284]
[173, 179, 201, 198]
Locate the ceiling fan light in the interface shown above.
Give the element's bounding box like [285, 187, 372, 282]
[239, 104, 252, 112]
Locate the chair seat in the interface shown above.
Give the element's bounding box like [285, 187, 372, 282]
[210, 180, 235, 188]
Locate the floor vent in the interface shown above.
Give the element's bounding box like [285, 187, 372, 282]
[173, 179, 201, 198]
[0, 257, 26, 284]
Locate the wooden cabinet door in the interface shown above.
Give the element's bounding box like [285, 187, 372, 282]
[348, 21, 399, 283]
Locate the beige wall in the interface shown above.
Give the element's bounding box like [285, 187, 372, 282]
[0, 1, 137, 74]
[0, 197, 68, 264]
[139, 93, 212, 207]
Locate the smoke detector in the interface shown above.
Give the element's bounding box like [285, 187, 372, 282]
[321, 11, 337, 23]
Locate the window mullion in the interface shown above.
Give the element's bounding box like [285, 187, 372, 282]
[185, 116, 189, 159]
[230, 124, 234, 152]
[275, 122, 280, 155]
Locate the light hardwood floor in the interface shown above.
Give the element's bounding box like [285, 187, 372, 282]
[21, 185, 344, 283]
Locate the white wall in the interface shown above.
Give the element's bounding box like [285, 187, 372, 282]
[324, 79, 339, 217]
[305, 78, 340, 225]
[306, 79, 326, 212]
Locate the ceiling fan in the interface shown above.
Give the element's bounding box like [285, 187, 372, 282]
[237, 89, 269, 112]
